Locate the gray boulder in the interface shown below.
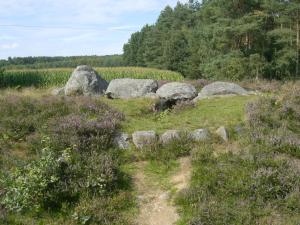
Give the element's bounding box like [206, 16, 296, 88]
[216, 126, 229, 142]
[132, 131, 157, 149]
[194, 82, 248, 101]
[191, 129, 210, 142]
[160, 130, 180, 144]
[51, 87, 65, 96]
[114, 133, 130, 149]
[106, 78, 158, 99]
[156, 82, 197, 101]
[64, 65, 108, 96]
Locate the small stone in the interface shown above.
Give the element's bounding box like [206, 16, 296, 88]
[216, 126, 229, 142]
[114, 133, 130, 149]
[160, 130, 180, 144]
[191, 129, 210, 142]
[132, 131, 157, 149]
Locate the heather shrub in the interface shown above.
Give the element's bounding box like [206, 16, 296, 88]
[49, 114, 120, 153]
[0, 95, 130, 221]
[72, 192, 135, 225]
[0, 95, 123, 143]
[176, 144, 300, 225]
[246, 82, 300, 157]
[1, 138, 119, 213]
[141, 132, 193, 162]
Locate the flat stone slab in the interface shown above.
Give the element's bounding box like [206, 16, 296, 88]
[194, 82, 249, 102]
[106, 78, 158, 99]
[156, 82, 197, 100]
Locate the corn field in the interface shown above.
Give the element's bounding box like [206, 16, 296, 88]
[0, 67, 183, 88]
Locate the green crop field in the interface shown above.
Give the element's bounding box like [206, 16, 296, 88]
[0, 67, 183, 88]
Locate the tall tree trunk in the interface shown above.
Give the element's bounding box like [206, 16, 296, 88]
[297, 10, 299, 77]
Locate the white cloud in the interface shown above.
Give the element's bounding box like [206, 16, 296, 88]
[0, 0, 184, 24]
[0, 43, 19, 49]
[108, 25, 142, 31]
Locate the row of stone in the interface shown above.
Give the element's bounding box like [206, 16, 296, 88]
[53, 65, 254, 103]
[114, 126, 229, 149]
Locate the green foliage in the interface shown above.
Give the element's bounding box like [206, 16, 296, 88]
[2, 146, 70, 212]
[0, 67, 183, 88]
[124, 0, 300, 80]
[0, 55, 124, 69]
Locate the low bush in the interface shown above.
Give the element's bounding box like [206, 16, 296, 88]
[0, 95, 134, 224]
[141, 133, 193, 163]
[246, 81, 300, 157]
[176, 144, 300, 225]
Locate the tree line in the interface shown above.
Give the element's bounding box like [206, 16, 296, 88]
[123, 0, 300, 80]
[0, 55, 124, 69]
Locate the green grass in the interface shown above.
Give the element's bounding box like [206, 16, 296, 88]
[102, 95, 257, 134]
[144, 160, 179, 191]
[0, 67, 183, 88]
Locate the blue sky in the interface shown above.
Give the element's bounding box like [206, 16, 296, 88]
[0, 0, 187, 59]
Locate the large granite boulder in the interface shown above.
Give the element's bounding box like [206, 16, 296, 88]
[64, 65, 108, 96]
[132, 131, 157, 149]
[105, 78, 158, 99]
[156, 82, 197, 101]
[194, 82, 249, 101]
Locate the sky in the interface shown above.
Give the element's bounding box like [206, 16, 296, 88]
[0, 0, 187, 59]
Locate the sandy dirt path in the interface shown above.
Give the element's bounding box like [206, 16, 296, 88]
[134, 157, 191, 225]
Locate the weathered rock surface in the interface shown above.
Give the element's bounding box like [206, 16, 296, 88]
[160, 130, 180, 144]
[106, 78, 158, 99]
[194, 82, 248, 101]
[216, 126, 229, 142]
[51, 87, 65, 96]
[114, 133, 130, 149]
[64, 65, 108, 96]
[191, 129, 210, 142]
[145, 92, 160, 99]
[132, 131, 157, 149]
[156, 82, 197, 101]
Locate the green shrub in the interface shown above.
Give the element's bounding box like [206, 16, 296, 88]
[2, 146, 66, 212]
